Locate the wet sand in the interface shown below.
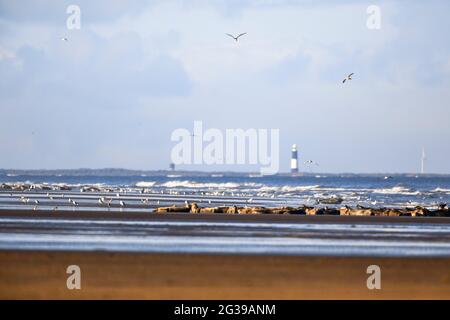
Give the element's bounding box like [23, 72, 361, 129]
[2, 208, 450, 223]
[1, 209, 450, 299]
[1, 250, 450, 299]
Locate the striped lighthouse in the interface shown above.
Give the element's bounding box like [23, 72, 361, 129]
[291, 144, 298, 175]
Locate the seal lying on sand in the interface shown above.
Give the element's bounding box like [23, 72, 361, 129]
[154, 203, 450, 217]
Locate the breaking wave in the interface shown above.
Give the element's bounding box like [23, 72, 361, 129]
[135, 181, 157, 188]
[257, 185, 322, 192]
[161, 180, 242, 189]
[372, 186, 420, 195]
[433, 188, 450, 193]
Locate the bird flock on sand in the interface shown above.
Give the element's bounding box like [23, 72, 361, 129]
[1, 182, 275, 212]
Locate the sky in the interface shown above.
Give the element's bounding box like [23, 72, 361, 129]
[0, 0, 449, 174]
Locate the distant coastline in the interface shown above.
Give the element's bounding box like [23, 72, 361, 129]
[0, 168, 449, 177]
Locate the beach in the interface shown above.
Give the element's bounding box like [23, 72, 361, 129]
[2, 250, 450, 299]
[1, 209, 450, 299]
[1, 175, 450, 299]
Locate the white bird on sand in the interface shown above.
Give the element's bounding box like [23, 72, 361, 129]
[34, 200, 40, 205]
[119, 200, 125, 207]
[226, 32, 247, 42]
[21, 197, 29, 204]
[342, 73, 354, 84]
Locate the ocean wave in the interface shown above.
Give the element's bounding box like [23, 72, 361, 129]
[135, 181, 157, 187]
[372, 186, 419, 195]
[161, 180, 241, 189]
[257, 185, 322, 192]
[433, 188, 450, 193]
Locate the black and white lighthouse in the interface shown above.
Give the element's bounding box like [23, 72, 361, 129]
[291, 144, 298, 175]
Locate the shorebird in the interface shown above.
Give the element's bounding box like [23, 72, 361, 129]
[226, 33, 247, 42]
[34, 200, 40, 205]
[342, 73, 354, 84]
[119, 200, 125, 207]
[20, 196, 29, 204]
[99, 197, 112, 207]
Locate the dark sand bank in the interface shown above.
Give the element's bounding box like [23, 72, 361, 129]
[2, 208, 450, 224]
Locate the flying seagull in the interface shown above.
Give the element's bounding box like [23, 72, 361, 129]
[304, 160, 319, 166]
[342, 73, 354, 84]
[226, 33, 247, 42]
[61, 37, 68, 42]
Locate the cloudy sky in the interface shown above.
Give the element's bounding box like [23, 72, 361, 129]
[0, 0, 449, 173]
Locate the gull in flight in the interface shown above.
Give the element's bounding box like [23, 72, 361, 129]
[342, 73, 354, 84]
[61, 37, 68, 42]
[304, 160, 319, 166]
[226, 33, 247, 42]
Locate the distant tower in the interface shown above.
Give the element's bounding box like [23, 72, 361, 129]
[421, 148, 426, 174]
[291, 144, 298, 175]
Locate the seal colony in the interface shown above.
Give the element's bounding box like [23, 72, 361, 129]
[156, 203, 450, 217]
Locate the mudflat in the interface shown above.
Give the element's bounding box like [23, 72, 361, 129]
[1, 250, 450, 299]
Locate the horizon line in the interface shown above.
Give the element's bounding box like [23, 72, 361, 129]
[1, 168, 449, 176]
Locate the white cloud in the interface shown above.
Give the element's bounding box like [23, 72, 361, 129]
[0, 0, 450, 172]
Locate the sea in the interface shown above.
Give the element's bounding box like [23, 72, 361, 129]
[1, 173, 450, 208]
[1, 173, 450, 257]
